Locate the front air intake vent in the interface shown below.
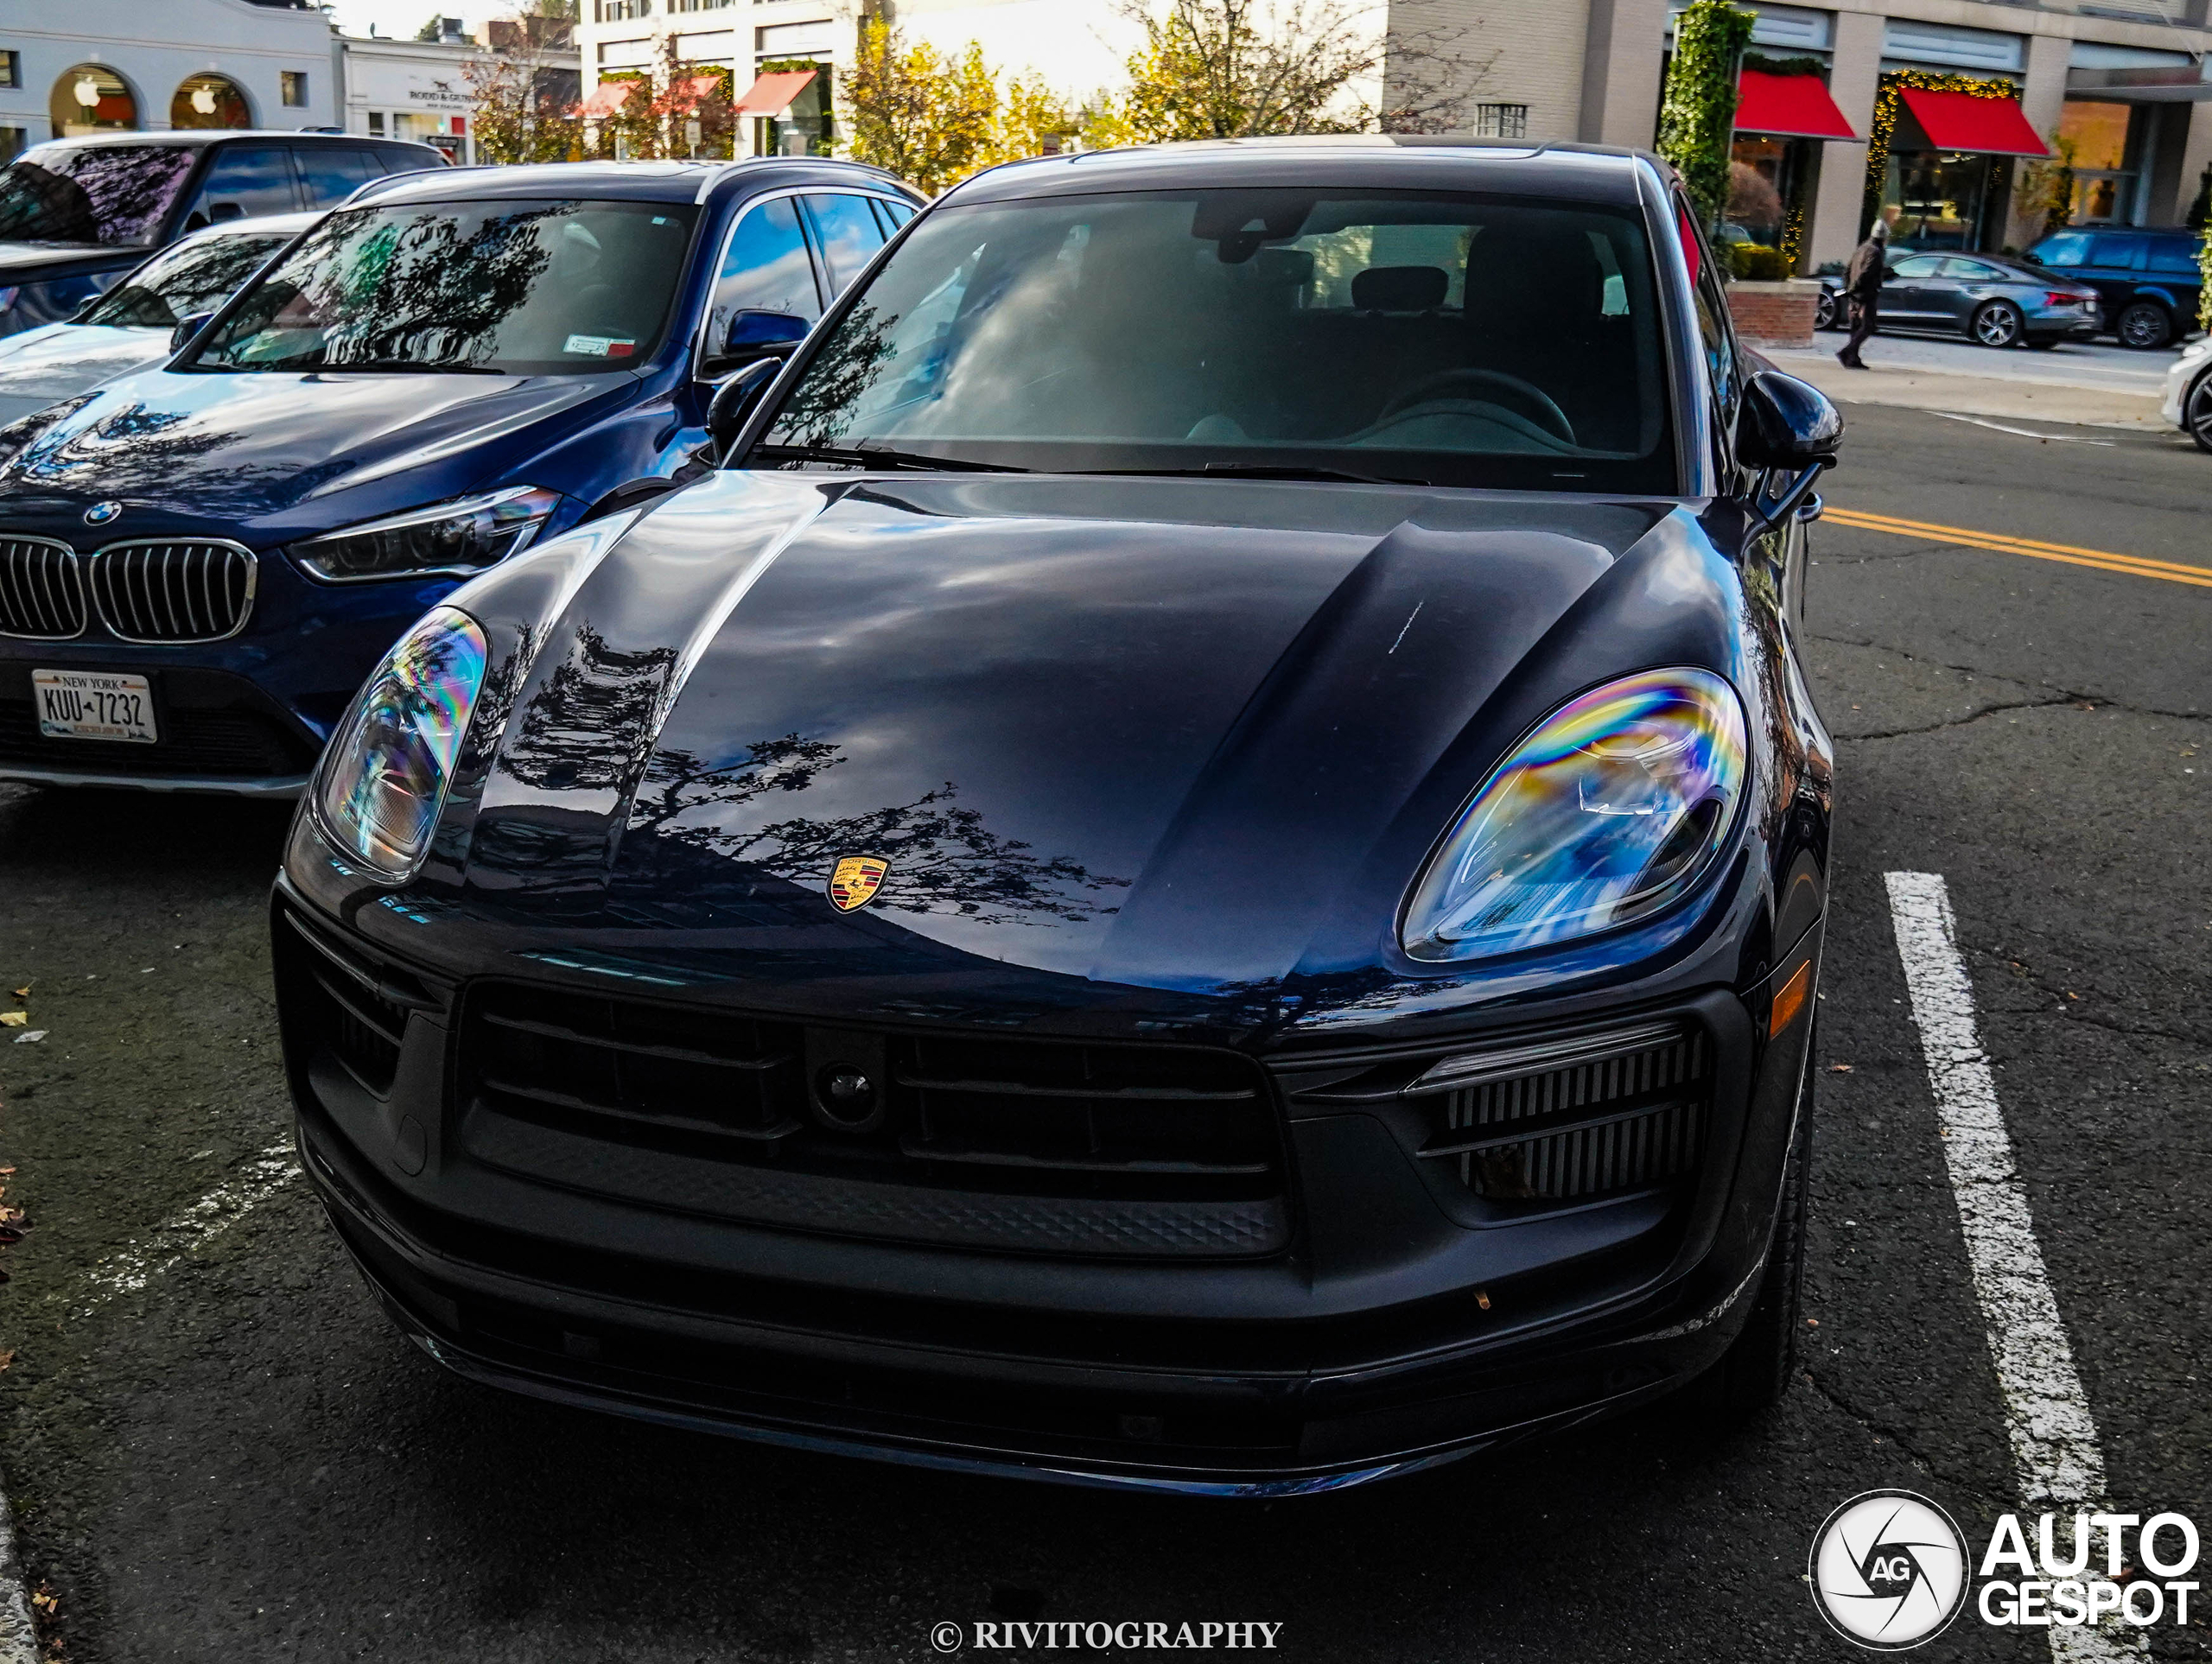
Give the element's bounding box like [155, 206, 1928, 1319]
[88, 541, 256, 642]
[1419, 1026, 1710, 1202]
[0, 537, 86, 639]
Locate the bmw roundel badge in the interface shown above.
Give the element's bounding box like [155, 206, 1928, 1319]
[83, 501, 123, 528]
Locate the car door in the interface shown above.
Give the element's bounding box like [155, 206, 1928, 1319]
[2082, 232, 2145, 321]
[1938, 257, 2010, 331]
[1881, 254, 1947, 326]
[800, 193, 888, 300]
[702, 193, 825, 374]
[177, 145, 302, 232]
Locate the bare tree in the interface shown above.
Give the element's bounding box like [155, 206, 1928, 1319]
[1090, 0, 1494, 143]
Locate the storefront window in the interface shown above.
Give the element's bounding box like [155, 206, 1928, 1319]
[171, 73, 251, 130]
[1884, 150, 1997, 252]
[50, 65, 137, 137]
[2059, 100, 2140, 225]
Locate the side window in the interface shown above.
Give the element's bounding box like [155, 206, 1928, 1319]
[803, 193, 887, 295]
[365, 143, 436, 176]
[292, 148, 378, 208]
[1890, 255, 1943, 280]
[2088, 234, 2143, 270]
[181, 148, 299, 230]
[709, 195, 822, 351]
[869, 197, 916, 237]
[1940, 258, 1998, 281]
[2146, 239, 2198, 275]
[1678, 200, 1738, 422]
[2031, 232, 2092, 267]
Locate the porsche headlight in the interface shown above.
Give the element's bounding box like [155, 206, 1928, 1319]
[1401, 669, 1748, 963]
[315, 606, 487, 880]
[292, 486, 560, 582]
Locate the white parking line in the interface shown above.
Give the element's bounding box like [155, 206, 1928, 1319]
[1885, 872, 2140, 1661]
[73, 1140, 300, 1320]
[0, 1491, 35, 1664]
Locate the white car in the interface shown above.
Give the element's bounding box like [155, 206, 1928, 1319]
[2161, 331, 2212, 452]
[0, 209, 317, 428]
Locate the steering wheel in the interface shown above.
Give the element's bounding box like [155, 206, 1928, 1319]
[1373, 369, 1576, 446]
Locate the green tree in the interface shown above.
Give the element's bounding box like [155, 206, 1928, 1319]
[839, 18, 1001, 194]
[1658, 0, 1757, 227]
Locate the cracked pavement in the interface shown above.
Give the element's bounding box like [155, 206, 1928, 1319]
[0, 401, 2204, 1661]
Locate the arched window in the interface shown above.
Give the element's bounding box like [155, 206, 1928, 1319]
[51, 65, 138, 137]
[171, 73, 251, 130]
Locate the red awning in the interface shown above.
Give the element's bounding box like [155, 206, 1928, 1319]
[1735, 70, 1859, 141]
[1895, 86, 2048, 156]
[734, 69, 817, 117]
[580, 79, 635, 120]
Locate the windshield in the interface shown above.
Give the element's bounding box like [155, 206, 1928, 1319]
[80, 230, 292, 328]
[193, 198, 698, 375]
[0, 144, 200, 247]
[753, 189, 1674, 491]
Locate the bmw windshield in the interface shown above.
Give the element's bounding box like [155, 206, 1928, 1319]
[754, 189, 1675, 492]
[190, 198, 698, 375]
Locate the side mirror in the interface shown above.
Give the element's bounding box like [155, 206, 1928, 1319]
[706, 358, 781, 464]
[1738, 370, 1841, 471]
[169, 310, 216, 353]
[703, 308, 809, 376]
[207, 201, 246, 225]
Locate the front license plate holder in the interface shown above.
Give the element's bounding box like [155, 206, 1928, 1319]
[33, 669, 158, 744]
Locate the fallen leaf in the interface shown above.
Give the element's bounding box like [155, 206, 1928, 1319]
[0, 1167, 16, 1175]
[0, 1013, 23, 1028]
[8, 986, 24, 999]
[0, 1351, 15, 1372]
[1806, 1318, 1820, 1328]
[1827, 1063, 1853, 1073]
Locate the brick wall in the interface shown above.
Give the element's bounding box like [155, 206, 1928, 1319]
[1727, 280, 1820, 348]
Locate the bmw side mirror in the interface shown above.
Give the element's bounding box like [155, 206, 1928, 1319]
[170, 310, 216, 353]
[703, 309, 809, 377]
[707, 358, 781, 465]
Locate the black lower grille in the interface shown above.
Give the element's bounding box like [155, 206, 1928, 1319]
[276, 911, 418, 1096]
[460, 983, 1288, 1256]
[0, 697, 313, 778]
[1416, 1026, 1710, 1203]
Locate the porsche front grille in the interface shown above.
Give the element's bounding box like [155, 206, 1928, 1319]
[87, 541, 257, 642]
[456, 984, 1290, 1258]
[0, 537, 86, 639]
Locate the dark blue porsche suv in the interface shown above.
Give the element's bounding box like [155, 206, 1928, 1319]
[0, 157, 918, 793]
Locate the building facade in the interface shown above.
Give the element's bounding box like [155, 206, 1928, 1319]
[0, 0, 337, 162]
[334, 32, 483, 165]
[1391, 0, 2212, 268]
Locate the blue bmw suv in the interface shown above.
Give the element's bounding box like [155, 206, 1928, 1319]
[0, 158, 918, 793]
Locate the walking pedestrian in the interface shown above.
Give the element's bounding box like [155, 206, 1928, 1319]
[1838, 219, 1890, 370]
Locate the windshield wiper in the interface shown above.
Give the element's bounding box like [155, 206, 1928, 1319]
[1084, 463, 1427, 486]
[314, 359, 505, 375]
[749, 443, 1026, 473]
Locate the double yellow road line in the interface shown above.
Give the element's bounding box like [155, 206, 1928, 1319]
[1822, 506, 2212, 590]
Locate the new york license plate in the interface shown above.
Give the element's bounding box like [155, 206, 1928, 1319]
[34, 670, 157, 744]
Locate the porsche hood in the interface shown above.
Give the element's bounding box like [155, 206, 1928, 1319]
[449, 470, 1735, 999]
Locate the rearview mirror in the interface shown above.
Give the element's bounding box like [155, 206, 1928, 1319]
[702, 309, 809, 376]
[169, 310, 216, 353]
[707, 358, 781, 464]
[1737, 370, 1841, 471]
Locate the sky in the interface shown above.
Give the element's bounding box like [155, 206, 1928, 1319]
[324, 1, 512, 41]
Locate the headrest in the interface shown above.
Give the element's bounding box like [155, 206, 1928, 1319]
[1352, 265, 1448, 312]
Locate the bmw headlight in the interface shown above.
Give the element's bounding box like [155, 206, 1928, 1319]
[315, 606, 488, 880]
[1401, 668, 1748, 963]
[291, 486, 561, 582]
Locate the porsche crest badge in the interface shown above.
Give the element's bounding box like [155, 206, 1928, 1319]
[828, 854, 891, 912]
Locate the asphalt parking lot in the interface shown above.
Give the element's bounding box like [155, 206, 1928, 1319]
[0, 399, 2204, 1661]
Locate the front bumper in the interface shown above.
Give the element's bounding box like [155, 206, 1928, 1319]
[0, 547, 466, 795]
[276, 877, 1822, 1493]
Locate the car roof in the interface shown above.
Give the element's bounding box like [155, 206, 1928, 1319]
[945, 137, 1655, 211]
[350, 156, 913, 208]
[22, 130, 442, 154]
[174, 208, 324, 242]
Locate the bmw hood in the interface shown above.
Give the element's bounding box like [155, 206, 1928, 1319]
[437, 470, 1743, 1007]
[0, 365, 626, 535]
[0, 324, 169, 427]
